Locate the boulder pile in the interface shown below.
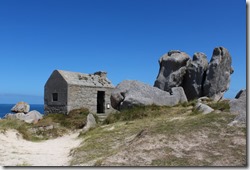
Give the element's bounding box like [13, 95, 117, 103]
[111, 47, 235, 110]
[154, 47, 234, 101]
[4, 102, 43, 124]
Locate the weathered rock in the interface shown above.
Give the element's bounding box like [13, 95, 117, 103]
[203, 47, 234, 101]
[171, 86, 188, 103]
[23, 110, 43, 123]
[154, 50, 191, 92]
[111, 80, 187, 110]
[229, 89, 246, 125]
[154, 47, 234, 101]
[4, 112, 19, 119]
[234, 89, 247, 100]
[83, 113, 96, 132]
[194, 102, 214, 114]
[4, 110, 43, 124]
[182, 52, 209, 100]
[11, 101, 30, 113]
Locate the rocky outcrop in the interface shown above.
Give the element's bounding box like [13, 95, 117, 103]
[111, 80, 187, 110]
[182, 52, 209, 100]
[154, 47, 234, 101]
[154, 50, 190, 92]
[11, 101, 30, 113]
[203, 47, 234, 101]
[4, 110, 43, 124]
[229, 89, 246, 125]
[83, 113, 97, 132]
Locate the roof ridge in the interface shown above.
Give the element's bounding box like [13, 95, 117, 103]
[56, 70, 114, 88]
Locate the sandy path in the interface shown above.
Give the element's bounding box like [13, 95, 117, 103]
[0, 130, 82, 166]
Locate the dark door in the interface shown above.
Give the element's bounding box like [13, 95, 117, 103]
[97, 91, 105, 113]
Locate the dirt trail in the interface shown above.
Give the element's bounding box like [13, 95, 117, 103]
[0, 130, 82, 166]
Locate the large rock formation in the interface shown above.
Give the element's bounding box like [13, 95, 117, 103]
[203, 47, 234, 101]
[11, 101, 30, 113]
[154, 47, 234, 101]
[111, 80, 187, 110]
[229, 89, 246, 125]
[182, 52, 209, 100]
[154, 50, 190, 92]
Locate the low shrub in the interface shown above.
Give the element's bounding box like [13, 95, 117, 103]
[103, 105, 168, 124]
[207, 100, 230, 112]
[42, 108, 90, 129]
[102, 112, 121, 124]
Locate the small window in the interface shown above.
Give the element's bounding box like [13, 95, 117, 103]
[52, 93, 58, 101]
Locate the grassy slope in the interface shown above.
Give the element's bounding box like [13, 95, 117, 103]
[0, 108, 90, 141]
[70, 102, 246, 166]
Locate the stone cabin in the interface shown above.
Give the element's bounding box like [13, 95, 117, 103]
[44, 70, 115, 115]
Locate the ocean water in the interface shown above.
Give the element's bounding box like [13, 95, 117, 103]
[0, 104, 44, 118]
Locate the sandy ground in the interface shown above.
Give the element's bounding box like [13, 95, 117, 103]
[0, 130, 82, 166]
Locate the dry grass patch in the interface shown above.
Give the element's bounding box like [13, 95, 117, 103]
[70, 104, 246, 166]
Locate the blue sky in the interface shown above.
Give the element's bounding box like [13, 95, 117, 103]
[0, 0, 246, 104]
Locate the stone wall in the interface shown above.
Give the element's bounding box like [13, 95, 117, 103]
[67, 85, 115, 114]
[44, 105, 68, 114]
[44, 71, 68, 114]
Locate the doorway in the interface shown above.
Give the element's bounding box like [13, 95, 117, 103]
[97, 91, 105, 113]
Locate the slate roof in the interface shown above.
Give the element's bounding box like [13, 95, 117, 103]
[57, 70, 114, 88]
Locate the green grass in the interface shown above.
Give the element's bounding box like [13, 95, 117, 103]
[103, 105, 171, 124]
[207, 100, 230, 112]
[176, 99, 198, 108]
[16, 161, 32, 166]
[43, 107, 90, 129]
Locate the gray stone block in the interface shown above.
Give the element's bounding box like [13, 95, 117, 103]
[111, 80, 187, 110]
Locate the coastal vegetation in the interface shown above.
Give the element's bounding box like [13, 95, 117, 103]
[0, 108, 90, 141]
[0, 100, 246, 166]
